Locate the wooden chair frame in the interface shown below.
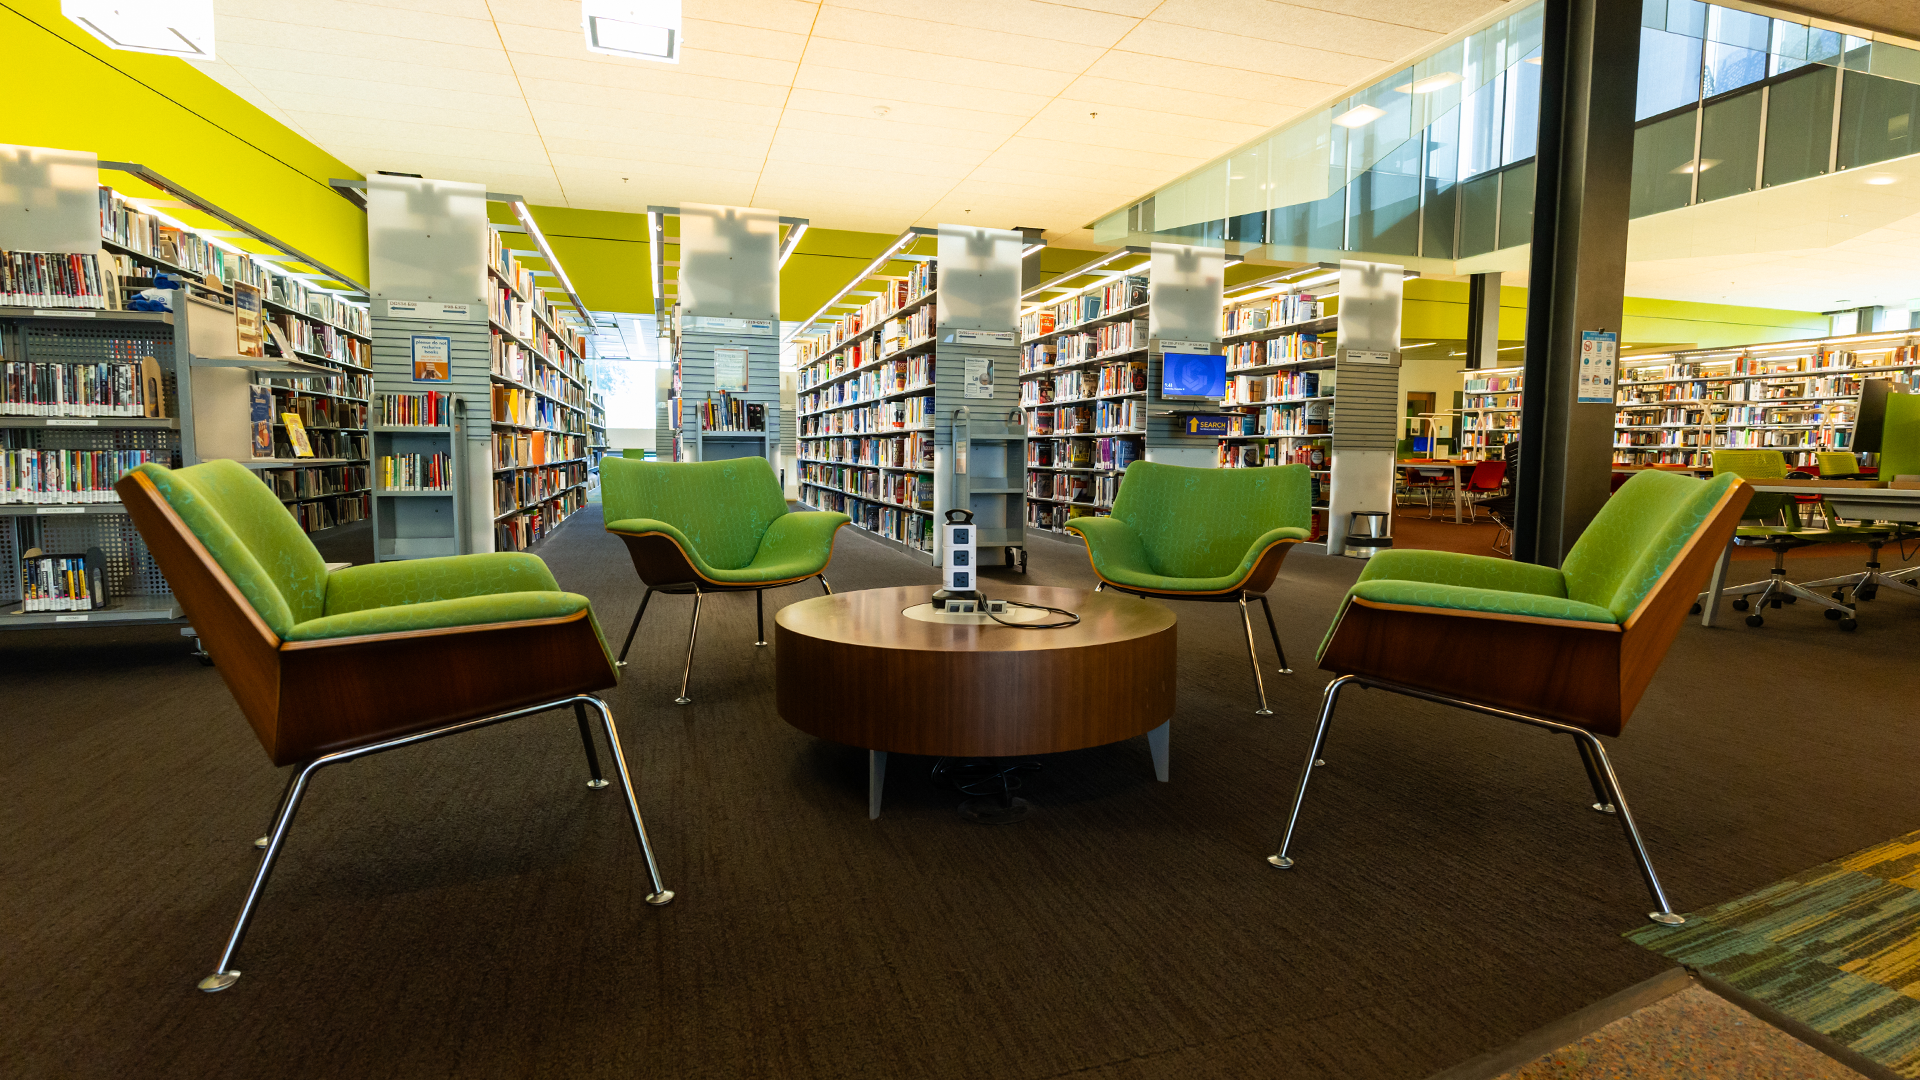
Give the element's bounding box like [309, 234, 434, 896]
[607, 525, 840, 705]
[1268, 478, 1752, 923]
[117, 471, 674, 992]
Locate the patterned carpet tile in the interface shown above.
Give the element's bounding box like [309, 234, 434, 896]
[1629, 830, 1920, 1077]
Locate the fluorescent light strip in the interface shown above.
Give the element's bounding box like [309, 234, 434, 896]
[777, 220, 809, 268]
[511, 200, 591, 324]
[1020, 257, 1150, 313]
[783, 229, 926, 344]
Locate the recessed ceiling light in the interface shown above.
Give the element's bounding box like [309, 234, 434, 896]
[63, 0, 215, 58]
[1671, 159, 1722, 175]
[1865, 175, 1897, 186]
[583, 0, 680, 64]
[1332, 105, 1386, 129]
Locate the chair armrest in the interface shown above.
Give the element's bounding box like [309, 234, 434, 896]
[1064, 516, 1153, 579]
[751, 510, 850, 577]
[289, 590, 593, 641]
[1357, 549, 1569, 597]
[1347, 580, 1617, 623]
[604, 517, 724, 580]
[323, 552, 561, 616]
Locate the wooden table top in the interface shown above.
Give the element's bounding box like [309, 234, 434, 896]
[775, 585, 1174, 654]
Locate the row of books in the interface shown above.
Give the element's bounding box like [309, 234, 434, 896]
[800, 489, 935, 550]
[1223, 400, 1333, 437]
[495, 487, 588, 552]
[492, 386, 574, 431]
[381, 391, 454, 427]
[1224, 333, 1327, 370]
[1222, 292, 1323, 335]
[1222, 370, 1323, 408]
[487, 229, 539, 303]
[1464, 374, 1522, 393]
[493, 463, 586, 515]
[263, 464, 369, 502]
[800, 464, 931, 509]
[493, 430, 586, 469]
[798, 432, 935, 470]
[799, 337, 879, 390]
[100, 186, 241, 286]
[796, 395, 934, 438]
[272, 390, 368, 431]
[18, 552, 108, 611]
[1021, 275, 1146, 338]
[1, 358, 163, 417]
[0, 251, 108, 309]
[1, 448, 159, 504]
[263, 372, 370, 402]
[289, 493, 370, 534]
[380, 453, 452, 491]
[795, 262, 939, 363]
[880, 304, 934, 356]
[278, 315, 369, 366]
[1031, 472, 1093, 504]
[699, 396, 767, 432]
[1028, 501, 1100, 530]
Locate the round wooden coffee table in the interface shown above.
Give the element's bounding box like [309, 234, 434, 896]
[774, 585, 1177, 817]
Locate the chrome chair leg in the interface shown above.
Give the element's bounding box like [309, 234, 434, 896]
[575, 702, 609, 789]
[818, 574, 833, 596]
[1577, 730, 1684, 925]
[1256, 593, 1292, 674]
[1269, 675, 1356, 868]
[754, 589, 768, 647]
[580, 695, 674, 906]
[1094, 582, 1105, 592]
[253, 769, 299, 850]
[1238, 592, 1272, 716]
[201, 696, 673, 992]
[616, 587, 654, 668]
[1573, 736, 1615, 814]
[675, 590, 703, 705]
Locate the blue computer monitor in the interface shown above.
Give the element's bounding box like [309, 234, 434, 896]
[1161, 348, 1226, 400]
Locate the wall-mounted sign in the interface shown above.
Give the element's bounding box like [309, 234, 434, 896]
[1578, 330, 1618, 403]
[389, 300, 472, 321]
[963, 356, 995, 398]
[714, 345, 749, 393]
[696, 316, 775, 335]
[1341, 349, 1396, 366]
[952, 329, 1015, 347]
[1181, 414, 1233, 437]
[412, 334, 452, 382]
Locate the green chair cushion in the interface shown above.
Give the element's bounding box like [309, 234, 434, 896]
[135, 460, 327, 638]
[600, 457, 792, 571]
[604, 512, 849, 584]
[1069, 516, 1308, 593]
[1356, 549, 1569, 597]
[1347, 580, 1617, 623]
[285, 591, 596, 642]
[322, 552, 564, 615]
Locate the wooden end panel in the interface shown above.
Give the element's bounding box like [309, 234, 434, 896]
[1241, 540, 1300, 595]
[115, 471, 284, 758]
[1615, 479, 1754, 726]
[273, 612, 617, 766]
[1319, 600, 1627, 735]
[611, 531, 702, 589]
[774, 622, 1177, 758]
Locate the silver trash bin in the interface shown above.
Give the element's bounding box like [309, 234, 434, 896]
[1342, 511, 1393, 560]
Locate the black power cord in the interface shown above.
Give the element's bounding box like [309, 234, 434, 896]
[975, 590, 1080, 629]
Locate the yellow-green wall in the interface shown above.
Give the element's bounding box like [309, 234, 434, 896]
[3, 0, 367, 285]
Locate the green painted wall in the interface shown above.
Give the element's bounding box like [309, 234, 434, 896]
[2, 0, 368, 285]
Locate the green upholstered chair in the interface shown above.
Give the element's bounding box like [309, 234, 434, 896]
[1803, 394, 1920, 607]
[1063, 461, 1312, 715]
[114, 459, 671, 993]
[1272, 469, 1752, 924]
[1697, 449, 1871, 629]
[601, 455, 850, 704]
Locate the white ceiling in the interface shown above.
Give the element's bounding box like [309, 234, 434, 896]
[190, 0, 1506, 236]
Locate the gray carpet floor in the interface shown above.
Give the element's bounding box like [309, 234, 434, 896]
[3, 506, 1918, 1079]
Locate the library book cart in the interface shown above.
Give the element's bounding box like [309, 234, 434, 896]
[792, 225, 1031, 568]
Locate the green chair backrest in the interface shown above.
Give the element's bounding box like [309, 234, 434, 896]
[1878, 393, 1920, 481]
[134, 460, 328, 638]
[1817, 451, 1859, 477]
[1710, 448, 1791, 522]
[1108, 461, 1311, 579]
[621, 448, 652, 459]
[600, 456, 789, 571]
[1562, 469, 1742, 622]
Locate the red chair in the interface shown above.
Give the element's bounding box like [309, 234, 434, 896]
[1458, 460, 1507, 522]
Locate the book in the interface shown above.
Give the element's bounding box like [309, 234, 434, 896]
[282, 412, 314, 457]
[250, 386, 274, 458]
[234, 282, 264, 357]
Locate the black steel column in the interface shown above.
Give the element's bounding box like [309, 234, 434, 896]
[1465, 272, 1502, 370]
[1514, 0, 1642, 565]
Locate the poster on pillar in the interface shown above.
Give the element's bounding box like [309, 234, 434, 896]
[1577, 331, 1618, 404]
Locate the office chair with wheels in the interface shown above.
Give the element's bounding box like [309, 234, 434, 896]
[1271, 469, 1751, 923]
[1803, 396, 1920, 607]
[1694, 449, 1867, 629]
[115, 460, 672, 992]
[1065, 461, 1311, 715]
[601, 456, 849, 704]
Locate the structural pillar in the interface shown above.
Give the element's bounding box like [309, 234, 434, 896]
[1514, 0, 1642, 566]
[1465, 272, 1501, 370]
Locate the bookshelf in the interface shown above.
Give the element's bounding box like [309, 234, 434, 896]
[587, 385, 608, 476]
[1614, 329, 1920, 469]
[793, 225, 1026, 563]
[371, 390, 463, 559]
[1459, 365, 1523, 460]
[1210, 266, 1337, 538]
[3, 148, 369, 626]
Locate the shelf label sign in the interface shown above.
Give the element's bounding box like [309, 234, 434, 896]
[696, 317, 775, 335]
[1160, 340, 1213, 355]
[1579, 330, 1619, 403]
[47, 418, 99, 427]
[389, 300, 471, 321]
[1342, 349, 1395, 366]
[412, 335, 452, 382]
[964, 356, 995, 398]
[38, 506, 85, 514]
[952, 329, 1015, 347]
[1182, 414, 1232, 437]
[714, 346, 749, 393]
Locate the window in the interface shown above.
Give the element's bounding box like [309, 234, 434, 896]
[1630, 111, 1697, 216]
[1702, 6, 1768, 96]
[1639, 28, 1704, 119]
[1838, 70, 1920, 171]
[1763, 65, 1836, 187]
[1496, 162, 1535, 250]
[1696, 88, 1761, 202]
